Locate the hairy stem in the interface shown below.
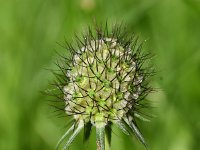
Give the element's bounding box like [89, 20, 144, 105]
[96, 127, 105, 150]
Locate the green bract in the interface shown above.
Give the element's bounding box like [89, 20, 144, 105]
[49, 23, 154, 150]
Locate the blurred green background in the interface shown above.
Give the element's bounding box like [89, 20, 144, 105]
[1, 0, 200, 149]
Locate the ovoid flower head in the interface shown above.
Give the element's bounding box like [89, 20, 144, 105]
[48, 23, 154, 150]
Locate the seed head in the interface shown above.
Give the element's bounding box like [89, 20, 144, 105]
[49, 23, 154, 150]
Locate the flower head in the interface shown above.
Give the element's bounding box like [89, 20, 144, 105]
[49, 23, 154, 150]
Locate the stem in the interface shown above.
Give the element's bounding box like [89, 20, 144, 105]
[96, 127, 105, 150]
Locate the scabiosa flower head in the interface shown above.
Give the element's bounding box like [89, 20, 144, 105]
[49, 23, 154, 150]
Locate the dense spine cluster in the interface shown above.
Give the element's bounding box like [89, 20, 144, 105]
[64, 37, 144, 127]
[48, 23, 154, 150]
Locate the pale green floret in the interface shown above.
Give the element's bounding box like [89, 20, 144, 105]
[93, 112, 106, 127]
[63, 38, 142, 128]
[88, 89, 96, 98]
[97, 97, 106, 105]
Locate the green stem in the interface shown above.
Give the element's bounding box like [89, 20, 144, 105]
[96, 127, 105, 150]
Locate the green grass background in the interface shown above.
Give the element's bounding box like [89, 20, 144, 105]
[0, 0, 200, 149]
